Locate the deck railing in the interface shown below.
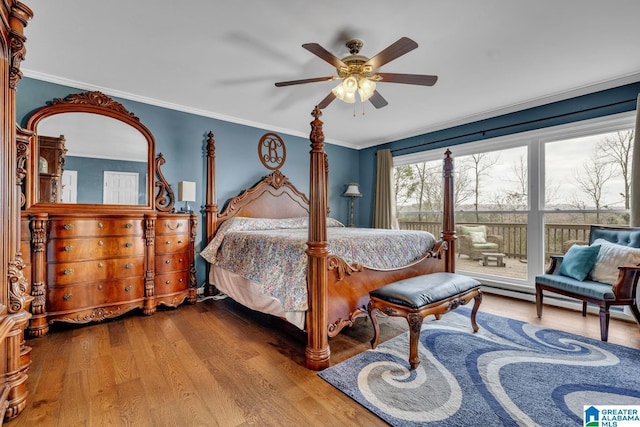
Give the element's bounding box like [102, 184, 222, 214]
[398, 221, 593, 259]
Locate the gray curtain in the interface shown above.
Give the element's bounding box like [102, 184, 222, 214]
[373, 149, 398, 229]
[630, 93, 640, 227]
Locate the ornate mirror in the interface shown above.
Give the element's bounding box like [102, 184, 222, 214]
[23, 91, 157, 210]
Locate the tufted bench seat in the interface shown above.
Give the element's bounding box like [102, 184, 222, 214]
[367, 272, 482, 369]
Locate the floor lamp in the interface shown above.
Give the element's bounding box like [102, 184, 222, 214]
[342, 183, 362, 227]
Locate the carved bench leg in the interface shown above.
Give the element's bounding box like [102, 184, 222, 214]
[470, 290, 482, 333]
[368, 302, 381, 350]
[407, 312, 424, 369]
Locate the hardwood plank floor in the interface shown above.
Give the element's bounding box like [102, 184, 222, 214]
[6, 293, 640, 427]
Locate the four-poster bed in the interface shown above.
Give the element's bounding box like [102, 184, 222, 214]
[202, 107, 456, 370]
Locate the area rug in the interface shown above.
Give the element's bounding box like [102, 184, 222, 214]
[319, 308, 640, 426]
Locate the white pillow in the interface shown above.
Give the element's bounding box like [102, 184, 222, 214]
[468, 231, 487, 244]
[589, 238, 640, 284]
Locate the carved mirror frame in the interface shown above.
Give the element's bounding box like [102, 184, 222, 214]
[21, 91, 174, 212]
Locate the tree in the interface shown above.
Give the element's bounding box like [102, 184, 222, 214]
[394, 165, 417, 214]
[574, 149, 615, 223]
[462, 153, 500, 222]
[598, 130, 634, 209]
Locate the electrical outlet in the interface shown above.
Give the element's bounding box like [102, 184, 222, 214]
[196, 286, 204, 296]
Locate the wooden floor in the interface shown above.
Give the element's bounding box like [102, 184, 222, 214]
[6, 293, 640, 427]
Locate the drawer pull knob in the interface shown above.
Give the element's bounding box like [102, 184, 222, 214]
[165, 260, 171, 264]
[178, 278, 183, 283]
[124, 223, 132, 229]
[165, 280, 171, 285]
[63, 224, 74, 230]
[98, 240, 103, 246]
[98, 285, 103, 290]
[98, 262, 103, 268]
[125, 242, 133, 248]
[62, 293, 73, 300]
[63, 245, 73, 251]
[165, 240, 171, 245]
[124, 285, 132, 292]
[179, 258, 183, 263]
[178, 240, 183, 244]
[125, 263, 133, 269]
[63, 268, 74, 275]
[165, 223, 182, 230]
[98, 222, 104, 228]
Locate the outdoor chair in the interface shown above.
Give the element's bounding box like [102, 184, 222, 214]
[456, 224, 503, 260]
[535, 225, 640, 341]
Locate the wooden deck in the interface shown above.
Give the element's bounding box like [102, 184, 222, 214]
[455, 254, 530, 280]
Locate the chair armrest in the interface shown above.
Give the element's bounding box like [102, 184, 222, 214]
[487, 235, 503, 245]
[612, 265, 640, 302]
[545, 255, 564, 274]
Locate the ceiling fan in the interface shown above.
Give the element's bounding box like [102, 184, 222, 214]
[274, 37, 438, 109]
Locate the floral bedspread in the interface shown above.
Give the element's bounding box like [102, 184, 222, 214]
[200, 217, 436, 311]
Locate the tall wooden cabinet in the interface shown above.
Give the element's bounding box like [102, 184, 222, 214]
[36, 135, 66, 203]
[1, 1, 35, 423]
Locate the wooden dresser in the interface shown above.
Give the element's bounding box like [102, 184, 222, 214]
[22, 212, 197, 336]
[17, 91, 199, 342]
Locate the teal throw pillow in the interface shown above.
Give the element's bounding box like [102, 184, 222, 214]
[558, 244, 601, 281]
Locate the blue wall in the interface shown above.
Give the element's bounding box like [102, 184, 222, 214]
[17, 77, 360, 286]
[357, 82, 640, 227]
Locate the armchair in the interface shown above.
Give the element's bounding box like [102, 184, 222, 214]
[535, 225, 640, 341]
[456, 224, 503, 260]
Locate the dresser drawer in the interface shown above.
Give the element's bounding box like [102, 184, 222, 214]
[48, 257, 144, 285]
[155, 271, 189, 294]
[155, 253, 189, 274]
[48, 237, 144, 262]
[156, 218, 189, 235]
[155, 235, 189, 255]
[47, 277, 144, 312]
[49, 218, 144, 238]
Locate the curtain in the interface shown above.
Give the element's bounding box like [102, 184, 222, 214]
[373, 149, 398, 229]
[630, 93, 640, 227]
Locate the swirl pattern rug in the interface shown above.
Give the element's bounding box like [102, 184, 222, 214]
[318, 308, 640, 426]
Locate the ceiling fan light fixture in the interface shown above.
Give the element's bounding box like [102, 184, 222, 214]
[331, 82, 346, 100]
[342, 90, 356, 103]
[343, 75, 358, 94]
[357, 76, 376, 102]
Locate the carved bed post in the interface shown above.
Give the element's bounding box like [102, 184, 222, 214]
[442, 149, 456, 272]
[305, 107, 330, 370]
[204, 131, 218, 296]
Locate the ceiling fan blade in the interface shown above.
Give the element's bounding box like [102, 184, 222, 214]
[302, 43, 347, 68]
[364, 37, 418, 70]
[377, 73, 438, 86]
[317, 92, 336, 109]
[274, 76, 335, 87]
[368, 90, 388, 109]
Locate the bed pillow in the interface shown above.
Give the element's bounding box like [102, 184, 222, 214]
[589, 238, 640, 285]
[558, 244, 601, 281]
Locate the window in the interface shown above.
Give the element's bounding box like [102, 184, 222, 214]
[394, 112, 635, 292]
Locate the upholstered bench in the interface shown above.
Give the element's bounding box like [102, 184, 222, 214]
[367, 272, 482, 369]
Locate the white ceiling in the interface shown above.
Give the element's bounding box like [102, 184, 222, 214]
[21, 0, 640, 149]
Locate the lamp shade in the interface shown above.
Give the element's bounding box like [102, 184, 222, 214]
[178, 181, 196, 202]
[343, 183, 362, 198]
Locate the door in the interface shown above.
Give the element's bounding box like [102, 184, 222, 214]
[61, 170, 78, 203]
[103, 171, 139, 204]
